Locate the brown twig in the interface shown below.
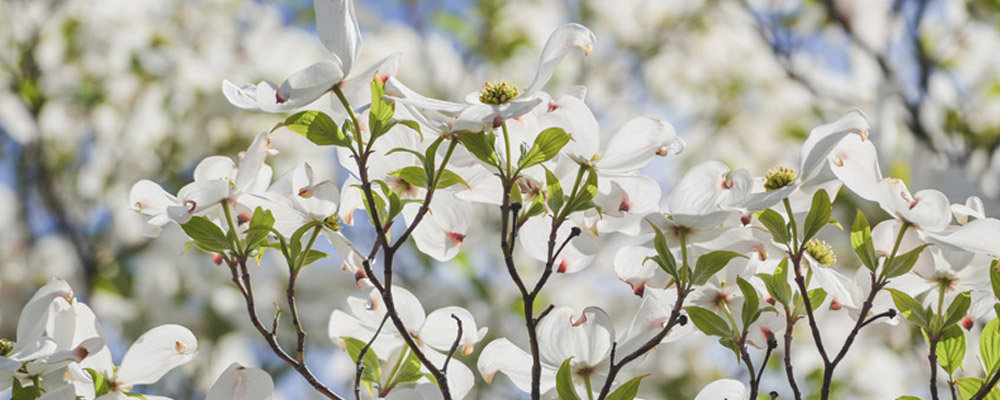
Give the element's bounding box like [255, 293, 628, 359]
[355, 313, 390, 400]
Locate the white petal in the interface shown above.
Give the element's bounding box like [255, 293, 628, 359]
[13, 278, 73, 357]
[206, 362, 274, 400]
[537, 95, 600, 159]
[523, 23, 596, 95]
[926, 218, 1000, 257]
[338, 53, 402, 109]
[324, 230, 366, 273]
[828, 134, 882, 201]
[537, 307, 613, 369]
[194, 156, 236, 182]
[384, 76, 468, 116]
[878, 180, 952, 232]
[117, 324, 198, 386]
[799, 109, 870, 184]
[596, 117, 680, 174]
[420, 307, 484, 354]
[952, 196, 985, 225]
[477, 338, 555, 393]
[694, 379, 749, 400]
[403, 192, 473, 262]
[37, 384, 76, 400]
[221, 80, 261, 111]
[314, 0, 362, 76]
[258, 61, 344, 113]
[613, 245, 665, 295]
[234, 132, 271, 194]
[129, 180, 178, 217]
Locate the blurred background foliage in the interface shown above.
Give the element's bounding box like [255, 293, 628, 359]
[2, 0, 1000, 398]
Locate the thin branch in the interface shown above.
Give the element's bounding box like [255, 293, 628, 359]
[442, 314, 464, 375]
[861, 309, 897, 328]
[355, 314, 390, 400]
[783, 311, 803, 400]
[929, 335, 941, 400]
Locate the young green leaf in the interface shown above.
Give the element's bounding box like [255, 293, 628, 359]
[883, 243, 932, 279]
[245, 207, 275, 250]
[888, 288, 931, 331]
[369, 79, 394, 127]
[801, 189, 831, 243]
[388, 349, 424, 387]
[851, 210, 879, 272]
[758, 258, 792, 307]
[738, 277, 761, 331]
[460, 132, 499, 167]
[691, 251, 745, 286]
[389, 166, 429, 188]
[519, 127, 569, 170]
[982, 318, 1000, 374]
[342, 337, 382, 385]
[606, 374, 648, 400]
[648, 223, 678, 280]
[435, 169, 469, 189]
[936, 324, 966, 376]
[556, 358, 581, 400]
[685, 306, 734, 339]
[943, 292, 972, 330]
[758, 209, 790, 248]
[275, 110, 351, 147]
[181, 216, 232, 254]
[545, 167, 564, 214]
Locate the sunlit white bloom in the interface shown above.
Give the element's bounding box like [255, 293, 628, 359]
[223, 0, 399, 113]
[694, 378, 749, 400]
[385, 23, 596, 134]
[206, 363, 274, 400]
[88, 324, 198, 399]
[328, 286, 484, 399]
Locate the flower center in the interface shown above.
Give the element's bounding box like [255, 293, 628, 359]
[479, 80, 519, 105]
[764, 166, 797, 191]
[324, 214, 342, 232]
[806, 239, 836, 266]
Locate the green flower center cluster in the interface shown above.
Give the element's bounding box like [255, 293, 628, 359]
[479, 80, 519, 105]
[806, 239, 837, 266]
[0, 339, 12, 357]
[764, 166, 797, 191]
[324, 214, 342, 232]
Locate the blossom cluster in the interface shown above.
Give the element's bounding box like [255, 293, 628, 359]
[6, 0, 1000, 399]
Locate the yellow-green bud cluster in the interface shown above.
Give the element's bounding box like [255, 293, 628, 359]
[479, 81, 519, 105]
[806, 239, 836, 266]
[764, 166, 797, 191]
[0, 338, 12, 357]
[324, 214, 341, 232]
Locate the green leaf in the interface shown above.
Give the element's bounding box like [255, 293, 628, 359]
[563, 168, 599, 215]
[957, 377, 984, 400]
[943, 292, 972, 330]
[396, 120, 423, 139]
[954, 377, 1000, 400]
[274, 110, 350, 147]
[181, 216, 232, 254]
[390, 166, 429, 188]
[738, 277, 761, 331]
[245, 207, 275, 250]
[556, 358, 581, 400]
[124, 392, 148, 399]
[648, 223, 677, 280]
[86, 368, 110, 396]
[807, 289, 828, 311]
[758, 258, 792, 307]
[802, 189, 831, 243]
[301, 250, 329, 267]
[851, 210, 879, 272]
[758, 209, 790, 248]
[435, 169, 469, 189]
[991, 260, 1000, 300]
[459, 132, 499, 167]
[685, 306, 734, 338]
[606, 374, 648, 400]
[369, 79, 394, 127]
[691, 251, 745, 286]
[289, 221, 325, 259]
[519, 127, 569, 170]
[982, 318, 1000, 374]
[896, 396, 922, 400]
[423, 136, 446, 180]
[342, 337, 382, 385]
[936, 324, 967, 376]
[388, 349, 424, 387]
[888, 288, 931, 330]
[883, 243, 932, 279]
[545, 167, 564, 214]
